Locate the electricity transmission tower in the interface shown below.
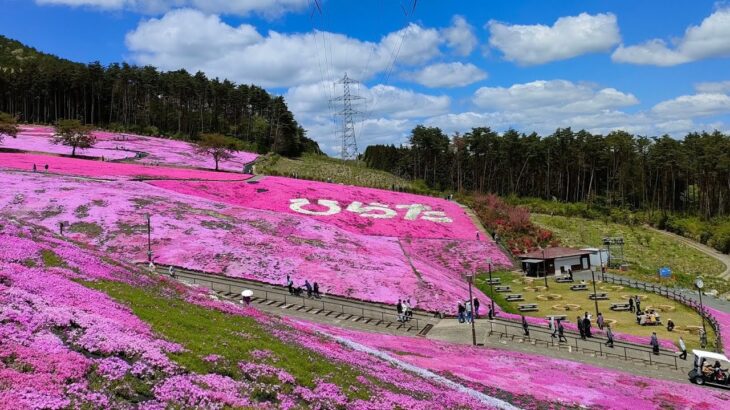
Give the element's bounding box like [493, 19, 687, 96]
[331, 73, 363, 160]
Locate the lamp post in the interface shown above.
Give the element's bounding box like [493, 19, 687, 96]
[145, 213, 152, 263]
[591, 269, 600, 319]
[542, 248, 549, 289]
[466, 273, 477, 346]
[598, 247, 605, 281]
[696, 277, 707, 342]
[487, 258, 495, 314]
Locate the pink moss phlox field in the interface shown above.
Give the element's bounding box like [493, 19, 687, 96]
[706, 306, 730, 352]
[310, 323, 729, 410]
[0, 153, 250, 181]
[1, 171, 499, 312]
[5, 126, 258, 171]
[148, 176, 490, 240]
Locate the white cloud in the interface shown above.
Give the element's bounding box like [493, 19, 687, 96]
[652, 93, 730, 118]
[441, 15, 478, 56]
[487, 13, 620, 65]
[36, 0, 309, 17]
[695, 80, 730, 94]
[612, 8, 730, 66]
[126, 9, 470, 88]
[403, 62, 487, 88]
[473, 80, 638, 116]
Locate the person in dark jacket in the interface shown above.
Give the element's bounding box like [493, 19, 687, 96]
[583, 313, 592, 338]
[557, 320, 568, 342]
[397, 300, 404, 322]
[488, 305, 494, 320]
[628, 297, 635, 313]
[521, 315, 530, 336]
[473, 298, 480, 319]
[457, 303, 465, 323]
[313, 282, 320, 298]
[304, 280, 313, 298]
[650, 332, 660, 355]
[605, 324, 614, 348]
[577, 316, 586, 340]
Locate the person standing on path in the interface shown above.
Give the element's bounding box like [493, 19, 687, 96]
[583, 313, 592, 338]
[521, 315, 530, 336]
[465, 300, 473, 324]
[487, 305, 494, 320]
[577, 316, 586, 340]
[548, 316, 556, 338]
[458, 302, 465, 323]
[397, 300, 404, 322]
[650, 332, 660, 355]
[605, 325, 614, 348]
[313, 282, 320, 298]
[287, 276, 294, 295]
[679, 336, 687, 360]
[473, 298, 480, 319]
[596, 313, 605, 330]
[557, 320, 568, 342]
[304, 280, 313, 298]
[629, 297, 635, 313]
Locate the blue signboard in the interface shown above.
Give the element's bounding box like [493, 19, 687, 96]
[659, 267, 672, 278]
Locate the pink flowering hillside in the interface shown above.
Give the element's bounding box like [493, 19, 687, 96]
[0, 170, 503, 312]
[4, 126, 258, 171]
[1, 153, 251, 181]
[0, 219, 522, 409]
[148, 176, 483, 240]
[311, 323, 729, 410]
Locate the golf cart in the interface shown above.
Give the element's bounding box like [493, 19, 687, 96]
[688, 350, 730, 388]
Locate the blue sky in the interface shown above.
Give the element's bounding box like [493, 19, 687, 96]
[2, 0, 730, 154]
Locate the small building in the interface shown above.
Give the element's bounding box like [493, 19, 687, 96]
[580, 247, 610, 270]
[519, 247, 591, 277]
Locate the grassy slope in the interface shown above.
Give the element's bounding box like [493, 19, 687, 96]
[85, 280, 377, 400]
[258, 153, 418, 191]
[532, 214, 727, 293]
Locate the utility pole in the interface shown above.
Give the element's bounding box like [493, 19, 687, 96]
[146, 213, 152, 263]
[467, 273, 477, 346]
[331, 73, 363, 160]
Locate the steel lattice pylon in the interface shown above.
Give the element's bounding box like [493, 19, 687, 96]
[331, 73, 364, 160]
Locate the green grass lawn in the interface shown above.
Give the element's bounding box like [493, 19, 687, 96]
[475, 270, 715, 351]
[257, 153, 420, 191]
[532, 214, 728, 294]
[85, 279, 380, 400]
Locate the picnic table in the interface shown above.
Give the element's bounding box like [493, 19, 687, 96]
[506, 294, 524, 301]
[486, 278, 501, 285]
[546, 314, 567, 321]
[570, 284, 588, 291]
[495, 285, 511, 293]
[556, 277, 574, 283]
[610, 303, 631, 311]
[589, 293, 609, 300]
[518, 303, 539, 312]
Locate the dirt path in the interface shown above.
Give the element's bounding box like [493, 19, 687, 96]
[645, 226, 730, 279]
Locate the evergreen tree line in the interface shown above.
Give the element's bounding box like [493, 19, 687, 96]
[0, 35, 321, 156]
[363, 125, 730, 219]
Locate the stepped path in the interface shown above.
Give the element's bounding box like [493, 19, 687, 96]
[155, 265, 691, 382]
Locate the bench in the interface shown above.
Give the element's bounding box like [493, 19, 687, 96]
[610, 303, 631, 311]
[570, 284, 588, 291]
[486, 278, 501, 285]
[589, 293, 609, 300]
[495, 285, 511, 292]
[506, 294, 524, 302]
[556, 277, 574, 283]
[546, 314, 567, 321]
[518, 303, 539, 312]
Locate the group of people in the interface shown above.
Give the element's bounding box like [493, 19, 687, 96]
[457, 298, 481, 323]
[396, 299, 414, 322]
[637, 308, 662, 326]
[286, 275, 321, 299]
[31, 164, 49, 172]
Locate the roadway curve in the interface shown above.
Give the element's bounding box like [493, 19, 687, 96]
[645, 226, 730, 280]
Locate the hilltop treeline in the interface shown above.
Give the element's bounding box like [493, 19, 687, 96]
[0, 35, 320, 156]
[363, 125, 730, 219]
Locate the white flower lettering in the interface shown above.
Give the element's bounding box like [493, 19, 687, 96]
[346, 201, 397, 219]
[396, 204, 428, 220]
[289, 198, 341, 216]
[421, 210, 452, 223]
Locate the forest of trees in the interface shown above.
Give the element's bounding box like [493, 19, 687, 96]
[363, 125, 730, 219]
[0, 35, 321, 156]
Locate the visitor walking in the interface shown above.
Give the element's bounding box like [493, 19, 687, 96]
[473, 298, 480, 319]
[403, 299, 412, 321]
[679, 337, 687, 360]
[457, 302, 466, 323]
[487, 305, 494, 320]
[521, 315, 530, 337]
[465, 300, 473, 324]
[635, 296, 641, 313]
[168, 265, 175, 278]
[557, 320, 568, 342]
[313, 282, 320, 298]
[650, 332, 660, 355]
[304, 280, 313, 298]
[568, 268, 573, 281]
[549, 316, 556, 338]
[397, 300, 404, 322]
[605, 325, 614, 348]
[577, 316, 586, 340]
[583, 313, 592, 338]
[596, 313, 605, 330]
[628, 297, 635, 313]
[287, 276, 294, 295]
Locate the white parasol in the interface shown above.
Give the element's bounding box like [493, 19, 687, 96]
[241, 290, 254, 297]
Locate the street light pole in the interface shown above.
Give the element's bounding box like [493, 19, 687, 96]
[467, 273, 477, 346]
[696, 277, 707, 340]
[488, 258, 495, 314]
[542, 248, 549, 289]
[591, 269, 599, 319]
[146, 213, 152, 263]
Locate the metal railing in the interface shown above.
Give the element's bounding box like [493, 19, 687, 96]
[600, 272, 722, 351]
[158, 266, 422, 330]
[487, 319, 682, 370]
